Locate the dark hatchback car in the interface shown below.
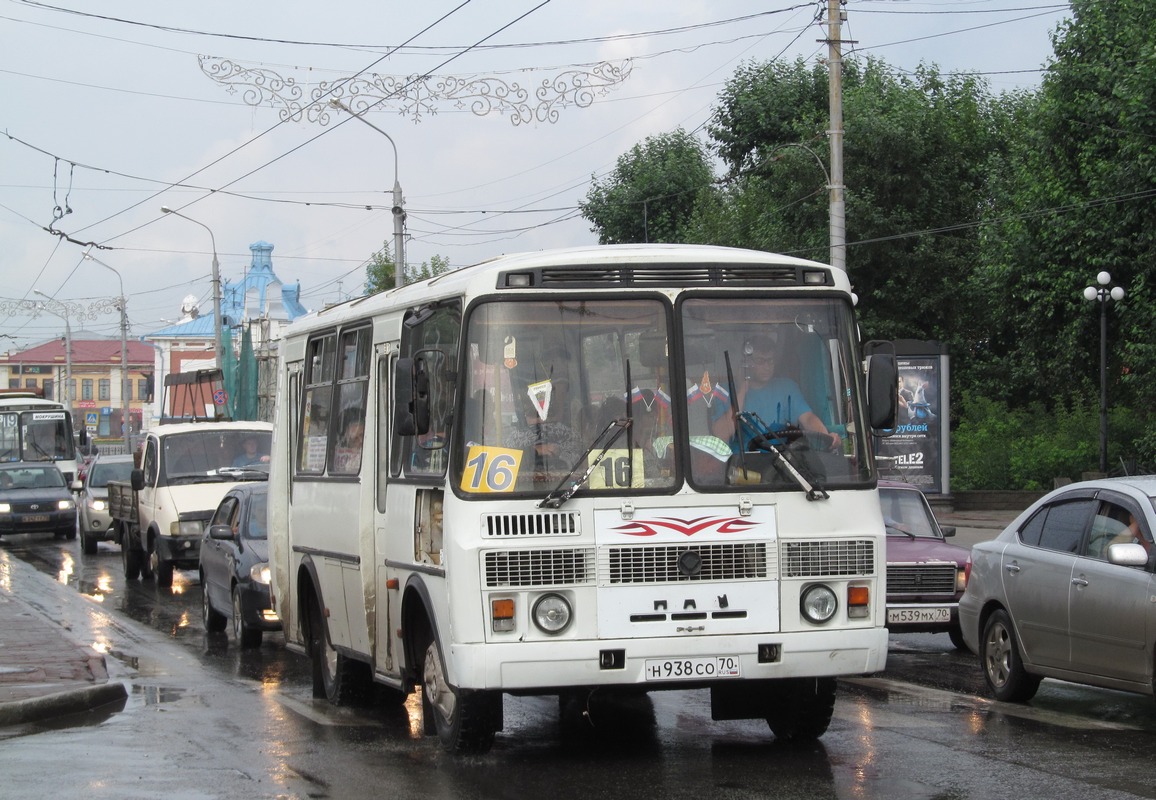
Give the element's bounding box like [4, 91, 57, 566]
[0, 463, 77, 541]
[881, 481, 972, 649]
[200, 481, 279, 647]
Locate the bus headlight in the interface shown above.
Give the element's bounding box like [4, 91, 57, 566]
[800, 584, 838, 624]
[531, 593, 572, 634]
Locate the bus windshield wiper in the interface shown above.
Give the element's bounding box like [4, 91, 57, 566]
[538, 418, 631, 509]
[737, 411, 829, 501]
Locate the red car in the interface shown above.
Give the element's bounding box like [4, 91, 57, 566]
[881, 481, 972, 650]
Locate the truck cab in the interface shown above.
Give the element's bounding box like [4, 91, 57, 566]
[116, 421, 273, 587]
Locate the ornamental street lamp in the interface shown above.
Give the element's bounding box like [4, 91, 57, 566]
[32, 290, 73, 416]
[1083, 271, 1125, 474]
[329, 98, 406, 288]
[83, 250, 132, 454]
[160, 207, 225, 369]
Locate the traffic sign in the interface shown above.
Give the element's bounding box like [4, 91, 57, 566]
[213, 389, 228, 406]
[85, 412, 98, 425]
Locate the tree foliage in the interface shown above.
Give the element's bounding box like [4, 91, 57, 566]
[580, 3, 1156, 484]
[580, 129, 716, 244]
[365, 243, 451, 294]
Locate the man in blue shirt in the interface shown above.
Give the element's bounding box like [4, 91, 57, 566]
[710, 335, 841, 452]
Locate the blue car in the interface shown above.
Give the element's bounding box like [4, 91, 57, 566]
[199, 481, 279, 647]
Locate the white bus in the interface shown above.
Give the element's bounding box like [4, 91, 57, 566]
[269, 244, 898, 753]
[0, 392, 80, 484]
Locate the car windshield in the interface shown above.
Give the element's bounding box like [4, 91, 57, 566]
[0, 466, 65, 490]
[163, 430, 272, 479]
[89, 461, 135, 488]
[244, 491, 268, 539]
[880, 487, 939, 537]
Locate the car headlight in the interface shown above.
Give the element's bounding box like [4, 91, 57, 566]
[250, 562, 271, 585]
[57, 499, 75, 511]
[531, 593, 572, 634]
[90, 499, 107, 512]
[0, 503, 10, 513]
[800, 584, 838, 624]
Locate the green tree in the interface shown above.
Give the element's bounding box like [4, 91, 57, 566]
[580, 129, 716, 244]
[366, 243, 451, 294]
[699, 57, 1006, 362]
[978, 0, 1156, 403]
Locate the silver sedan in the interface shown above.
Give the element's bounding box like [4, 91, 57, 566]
[959, 476, 1156, 702]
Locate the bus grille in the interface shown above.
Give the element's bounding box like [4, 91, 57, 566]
[483, 512, 579, 537]
[886, 564, 957, 595]
[602, 543, 769, 584]
[783, 540, 875, 577]
[483, 548, 594, 587]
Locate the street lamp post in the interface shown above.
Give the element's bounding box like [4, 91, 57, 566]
[83, 251, 132, 454]
[160, 207, 225, 368]
[1083, 271, 1125, 473]
[329, 99, 406, 288]
[31, 290, 73, 416]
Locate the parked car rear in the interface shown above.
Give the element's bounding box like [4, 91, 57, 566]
[881, 481, 971, 650]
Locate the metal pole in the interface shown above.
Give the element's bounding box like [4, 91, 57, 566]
[32, 291, 73, 417]
[1099, 295, 1108, 474]
[826, 0, 847, 271]
[83, 252, 132, 453]
[329, 99, 406, 288]
[160, 207, 225, 369]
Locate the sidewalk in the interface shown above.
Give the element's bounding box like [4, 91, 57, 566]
[0, 579, 127, 728]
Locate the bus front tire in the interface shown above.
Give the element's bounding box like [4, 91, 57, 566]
[422, 638, 500, 754]
[764, 677, 837, 742]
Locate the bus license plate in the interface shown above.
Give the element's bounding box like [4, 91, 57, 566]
[887, 606, 951, 624]
[644, 656, 741, 681]
[22, 514, 50, 523]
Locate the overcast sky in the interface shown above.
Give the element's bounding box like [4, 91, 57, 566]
[0, 0, 1070, 347]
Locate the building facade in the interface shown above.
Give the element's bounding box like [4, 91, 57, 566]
[0, 336, 154, 439]
[144, 241, 308, 425]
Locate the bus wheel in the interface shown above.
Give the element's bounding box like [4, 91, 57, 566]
[311, 601, 371, 706]
[422, 638, 500, 754]
[764, 677, 836, 742]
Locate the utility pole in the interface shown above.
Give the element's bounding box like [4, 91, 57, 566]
[826, 0, 848, 272]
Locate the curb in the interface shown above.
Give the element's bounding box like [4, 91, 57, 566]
[0, 680, 128, 727]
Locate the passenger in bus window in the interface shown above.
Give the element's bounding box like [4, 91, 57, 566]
[333, 412, 364, 472]
[710, 334, 841, 452]
[504, 379, 583, 473]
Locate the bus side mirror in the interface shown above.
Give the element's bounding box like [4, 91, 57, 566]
[130, 468, 145, 492]
[865, 353, 898, 431]
[394, 357, 431, 436]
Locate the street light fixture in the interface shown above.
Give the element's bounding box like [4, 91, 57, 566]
[160, 206, 225, 369]
[32, 290, 73, 417]
[83, 250, 132, 454]
[329, 98, 406, 288]
[1083, 271, 1126, 474]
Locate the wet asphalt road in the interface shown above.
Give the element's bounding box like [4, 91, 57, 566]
[2, 533, 1156, 800]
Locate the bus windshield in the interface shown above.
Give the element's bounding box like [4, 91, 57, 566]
[456, 295, 872, 498]
[0, 410, 75, 464]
